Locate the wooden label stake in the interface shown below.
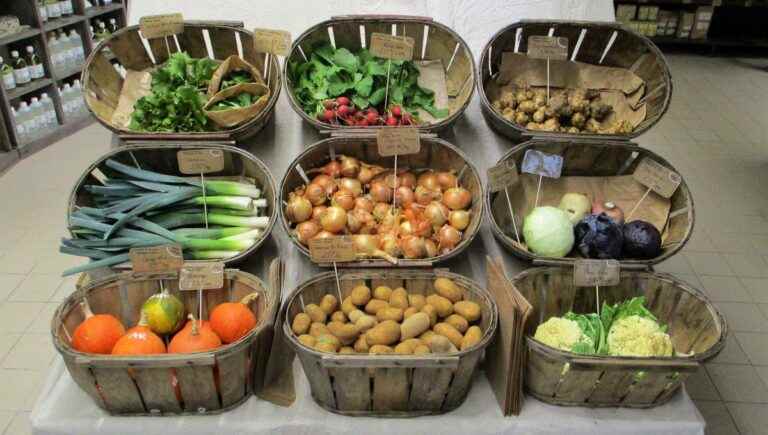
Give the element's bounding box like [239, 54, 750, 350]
[252, 28, 292, 56]
[130, 244, 183, 275]
[309, 236, 356, 263]
[527, 36, 568, 104]
[139, 13, 184, 39]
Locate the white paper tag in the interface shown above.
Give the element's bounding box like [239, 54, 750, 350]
[527, 36, 569, 61]
[573, 259, 621, 287]
[521, 149, 563, 179]
[633, 158, 681, 199]
[140, 13, 184, 39]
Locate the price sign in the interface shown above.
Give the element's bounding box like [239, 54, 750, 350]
[179, 261, 224, 291]
[633, 158, 681, 198]
[573, 259, 621, 287]
[377, 128, 421, 157]
[527, 36, 569, 61]
[139, 13, 184, 39]
[177, 149, 225, 175]
[130, 245, 183, 274]
[309, 237, 356, 263]
[370, 33, 415, 61]
[252, 28, 292, 56]
[521, 149, 563, 179]
[488, 161, 520, 193]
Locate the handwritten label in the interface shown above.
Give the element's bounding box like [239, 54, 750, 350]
[179, 261, 224, 291]
[139, 13, 184, 39]
[573, 259, 621, 287]
[130, 245, 183, 274]
[252, 28, 292, 56]
[309, 237, 356, 263]
[521, 149, 563, 178]
[633, 158, 681, 198]
[527, 36, 569, 61]
[488, 161, 520, 192]
[377, 128, 421, 157]
[177, 149, 225, 174]
[369, 33, 415, 61]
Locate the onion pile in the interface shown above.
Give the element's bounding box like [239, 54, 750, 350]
[286, 155, 474, 260]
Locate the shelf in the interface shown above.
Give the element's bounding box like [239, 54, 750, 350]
[54, 64, 84, 81]
[17, 116, 94, 159]
[85, 3, 124, 18]
[43, 15, 86, 32]
[6, 78, 53, 100]
[0, 27, 42, 47]
[651, 35, 768, 47]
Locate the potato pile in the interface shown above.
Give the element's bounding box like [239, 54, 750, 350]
[492, 87, 634, 135]
[291, 277, 484, 355]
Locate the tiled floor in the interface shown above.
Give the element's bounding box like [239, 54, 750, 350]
[0, 54, 766, 434]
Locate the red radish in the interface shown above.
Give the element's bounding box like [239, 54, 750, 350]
[366, 112, 378, 124]
[337, 105, 351, 118]
[336, 96, 350, 106]
[323, 109, 335, 122]
[391, 105, 402, 117]
[386, 117, 398, 126]
[358, 119, 369, 126]
[367, 107, 378, 116]
[323, 99, 335, 109]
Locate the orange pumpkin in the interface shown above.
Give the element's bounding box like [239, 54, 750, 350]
[209, 293, 259, 344]
[72, 300, 126, 354]
[112, 313, 167, 355]
[168, 314, 222, 353]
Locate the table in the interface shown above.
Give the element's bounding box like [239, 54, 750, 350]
[31, 1, 705, 433]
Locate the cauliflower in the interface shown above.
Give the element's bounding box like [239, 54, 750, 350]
[607, 315, 673, 357]
[534, 317, 595, 354]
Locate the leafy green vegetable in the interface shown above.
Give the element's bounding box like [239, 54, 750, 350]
[564, 312, 606, 354]
[211, 92, 255, 111]
[289, 43, 449, 122]
[221, 71, 254, 90]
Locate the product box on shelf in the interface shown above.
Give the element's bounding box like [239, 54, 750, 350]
[691, 6, 714, 39]
[616, 4, 637, 22]
[677, 12, 696, 39]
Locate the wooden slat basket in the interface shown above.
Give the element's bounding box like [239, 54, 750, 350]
[478, 20, 672, 142]
[513, 267, 726, 408]
[51, 268, 279, 415]
[284, 15, 476, 133]
[279, 134, 483, 266]
[67, 143, 278, 266]
[82, 21, 281, 142]
[283, 269, 498, 416]
[486, 138, 694, 268]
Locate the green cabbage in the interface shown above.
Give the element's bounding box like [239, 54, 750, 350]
[523, 206, 575, 257]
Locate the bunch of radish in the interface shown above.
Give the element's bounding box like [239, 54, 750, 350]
[316, 97, 414, 127]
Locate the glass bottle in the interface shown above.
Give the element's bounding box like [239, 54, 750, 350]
[10, 50, 31, 85]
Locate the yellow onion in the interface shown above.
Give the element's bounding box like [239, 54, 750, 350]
[313, 230, 334, 240]
[312, 174, 337, 196]
[347, 209, 373, 234]
[414, 185, 441, 205]
[320, 206, 347, 233]
[304, 183, 327, 206]
[354, 196, 374, 212]
[442, 187, 472, 210]
[400, 236, 427, 259]
[417, 171, 440, 191]
[424, 201, 449, 227]
[285, 193, 312, 224]
[436, 171, 457, 189]
[340, 155, 361, 178]
[379, 232, 402, 257]
[372, 202, 391, 222]
[295, 221, 320, 244]
[424, 239, 438, 258]
[339, 177, 363, 197]
[311, 205, 327, 223]
[332, 189, 355, 211]
[399, 220, 414, 237]
[394, 186, 415, 207]
[449, 210, 471, 230]
[437, 224, 462, 253]
[369, 180, 392, 203]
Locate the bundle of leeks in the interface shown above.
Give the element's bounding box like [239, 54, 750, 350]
[60, 159, 269, 276]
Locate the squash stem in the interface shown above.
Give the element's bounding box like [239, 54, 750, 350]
[239, 292, 259, 305]
[80, 299, 95, 319]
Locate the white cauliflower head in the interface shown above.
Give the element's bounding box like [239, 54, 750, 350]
[607, 315, 673, 357]
[534, 317, 594, 353]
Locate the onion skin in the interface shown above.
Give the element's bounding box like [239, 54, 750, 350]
[332, 189, 355, 211]
[372, 202, 391, 222]
[411, 217, 433, 238]
[414, 185, 441, 205]
[354, 196, 374, 213]
[339, 178, 363, 197]
[312, 174, 337, 195]
[369, 180, 393, 203]
[437, 224, 462, 253]
[379, 233, 401, 257]
[394, 186, 415, 208]
[340, 155, 361, 178]
[311, 205, 327, 223]
[400, 236, 427, 259]
[347, 209, 373, 234]
[442, 187, 472, 210]
[295, 221, 320, 244]
[424, 201, 449, 227]
[449, 210, 471, 231]
[316, 160, 341, 178]
[424, 239, 438, 257]
[436, 171, 457, 190]
[320, 206, 348, 234]
[358, 165, 375, 184]
[417, 171, 440, 191]
[286, 194, 312, 224]
[304, 183, 327, 206]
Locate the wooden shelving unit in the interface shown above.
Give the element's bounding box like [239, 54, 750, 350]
[0, 0, 127, 167]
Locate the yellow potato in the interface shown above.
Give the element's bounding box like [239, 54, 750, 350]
[330, 310, 347, 323]
[354, 335, 369, 353]
[454, 301, 482, 322]
[341, 296, 357, 315]
[305, 304, 327, 323]
[291, 313, 311, 335]
[394, 341, 415, 355]
[315, 334, 341, 351]
[389, 287, 409, 309]
[413, 344, 431, 355]
[426, 294, 453, 318]
[369, 345, 394, 355]
[421, 304, 438, 327]
[319, 294, 339, 315]
[327, 321, 360, 345]
[400, 312, 430, 340]
[403, 307, 419, 319]
[373, 285, 393, 301]
[315, 342, 337, 353]
[461, 326, 483, 351]
[433, 278, 462, 303]
[434, 322, 463, 348]
[408, 294, 427, 310]
[365, 299, 390, 315]
[350, 285, 372, 306]
[354, 314, 377, 332]
[297, 334, 315, 347]
[427, 334, 457, 354]
[419, 330, 436, 343]
[365, 320, 400, 345]
[445, 314, 469, 333]
[348, 309, 365, 323]
[309, 322, 329, 337]
[339, 346, 355, 354]
[376, 307, 404, 322]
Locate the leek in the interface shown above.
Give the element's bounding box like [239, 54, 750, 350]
[187, 250, 243, 260]
[182, 195, 253, 211]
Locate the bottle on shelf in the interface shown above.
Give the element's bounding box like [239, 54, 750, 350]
[103, 0, 114, 5]
[57, 29, 73, 72]
[0, 56, 16, 91]
[47, 33, 62, 77]
[97, 21, 111, 40]
[29, 97, 47, 140]
[108, 18, 119, 34]
[38, 0, 49, 23]
[61, 83, 74, 120]
[26, 46, 45, 81]
[69, 29, 85, 65]
[40, 92, 58, 129]
[73, 79, 86, 116]
[11, 107, 27, 145]
[47, 0, 62, 20]
[59, 0, 74, 17]
[10, 51, 31, 86]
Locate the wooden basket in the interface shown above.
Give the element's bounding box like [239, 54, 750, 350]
[513, 267, 726, 408]
[284, 15, 476, 133]
[283, 268, 498, 416]
[82, 21, 281, 142]
[67, 143, 278, 266]
[51, 268, 279, 415]
[279, 134, 483, 266]
[478, 20, 672, 142]
[486, 139, 694, 268]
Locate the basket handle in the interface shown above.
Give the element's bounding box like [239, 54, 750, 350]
[320, 354, 459, 369]
[331, 14, 433, 23]
[324, 129, 438, 139]
[186, 19, 245, 28]
[569, 357, 699, 372]
[75, 353, 216, 368]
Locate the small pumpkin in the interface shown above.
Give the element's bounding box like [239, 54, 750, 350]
[141, 289, 185, 335]
[112, 312, 167, 355]
[72, 300, 126, 354]
[168, 314, 222, 354]
[209, 292, 259, 344]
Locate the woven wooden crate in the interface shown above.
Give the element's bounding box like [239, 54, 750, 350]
[486, 138, 694, 268]
[478, 20, 672, 142]
[82, 21, 281, 142]
[284, 15, 475, 133]
[283, 268, 498, 416]
[279, 134, 483, 266]
[67, 143, 278, 266]
[512, 267, 726, 408]
[51, 267, 280, 415]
